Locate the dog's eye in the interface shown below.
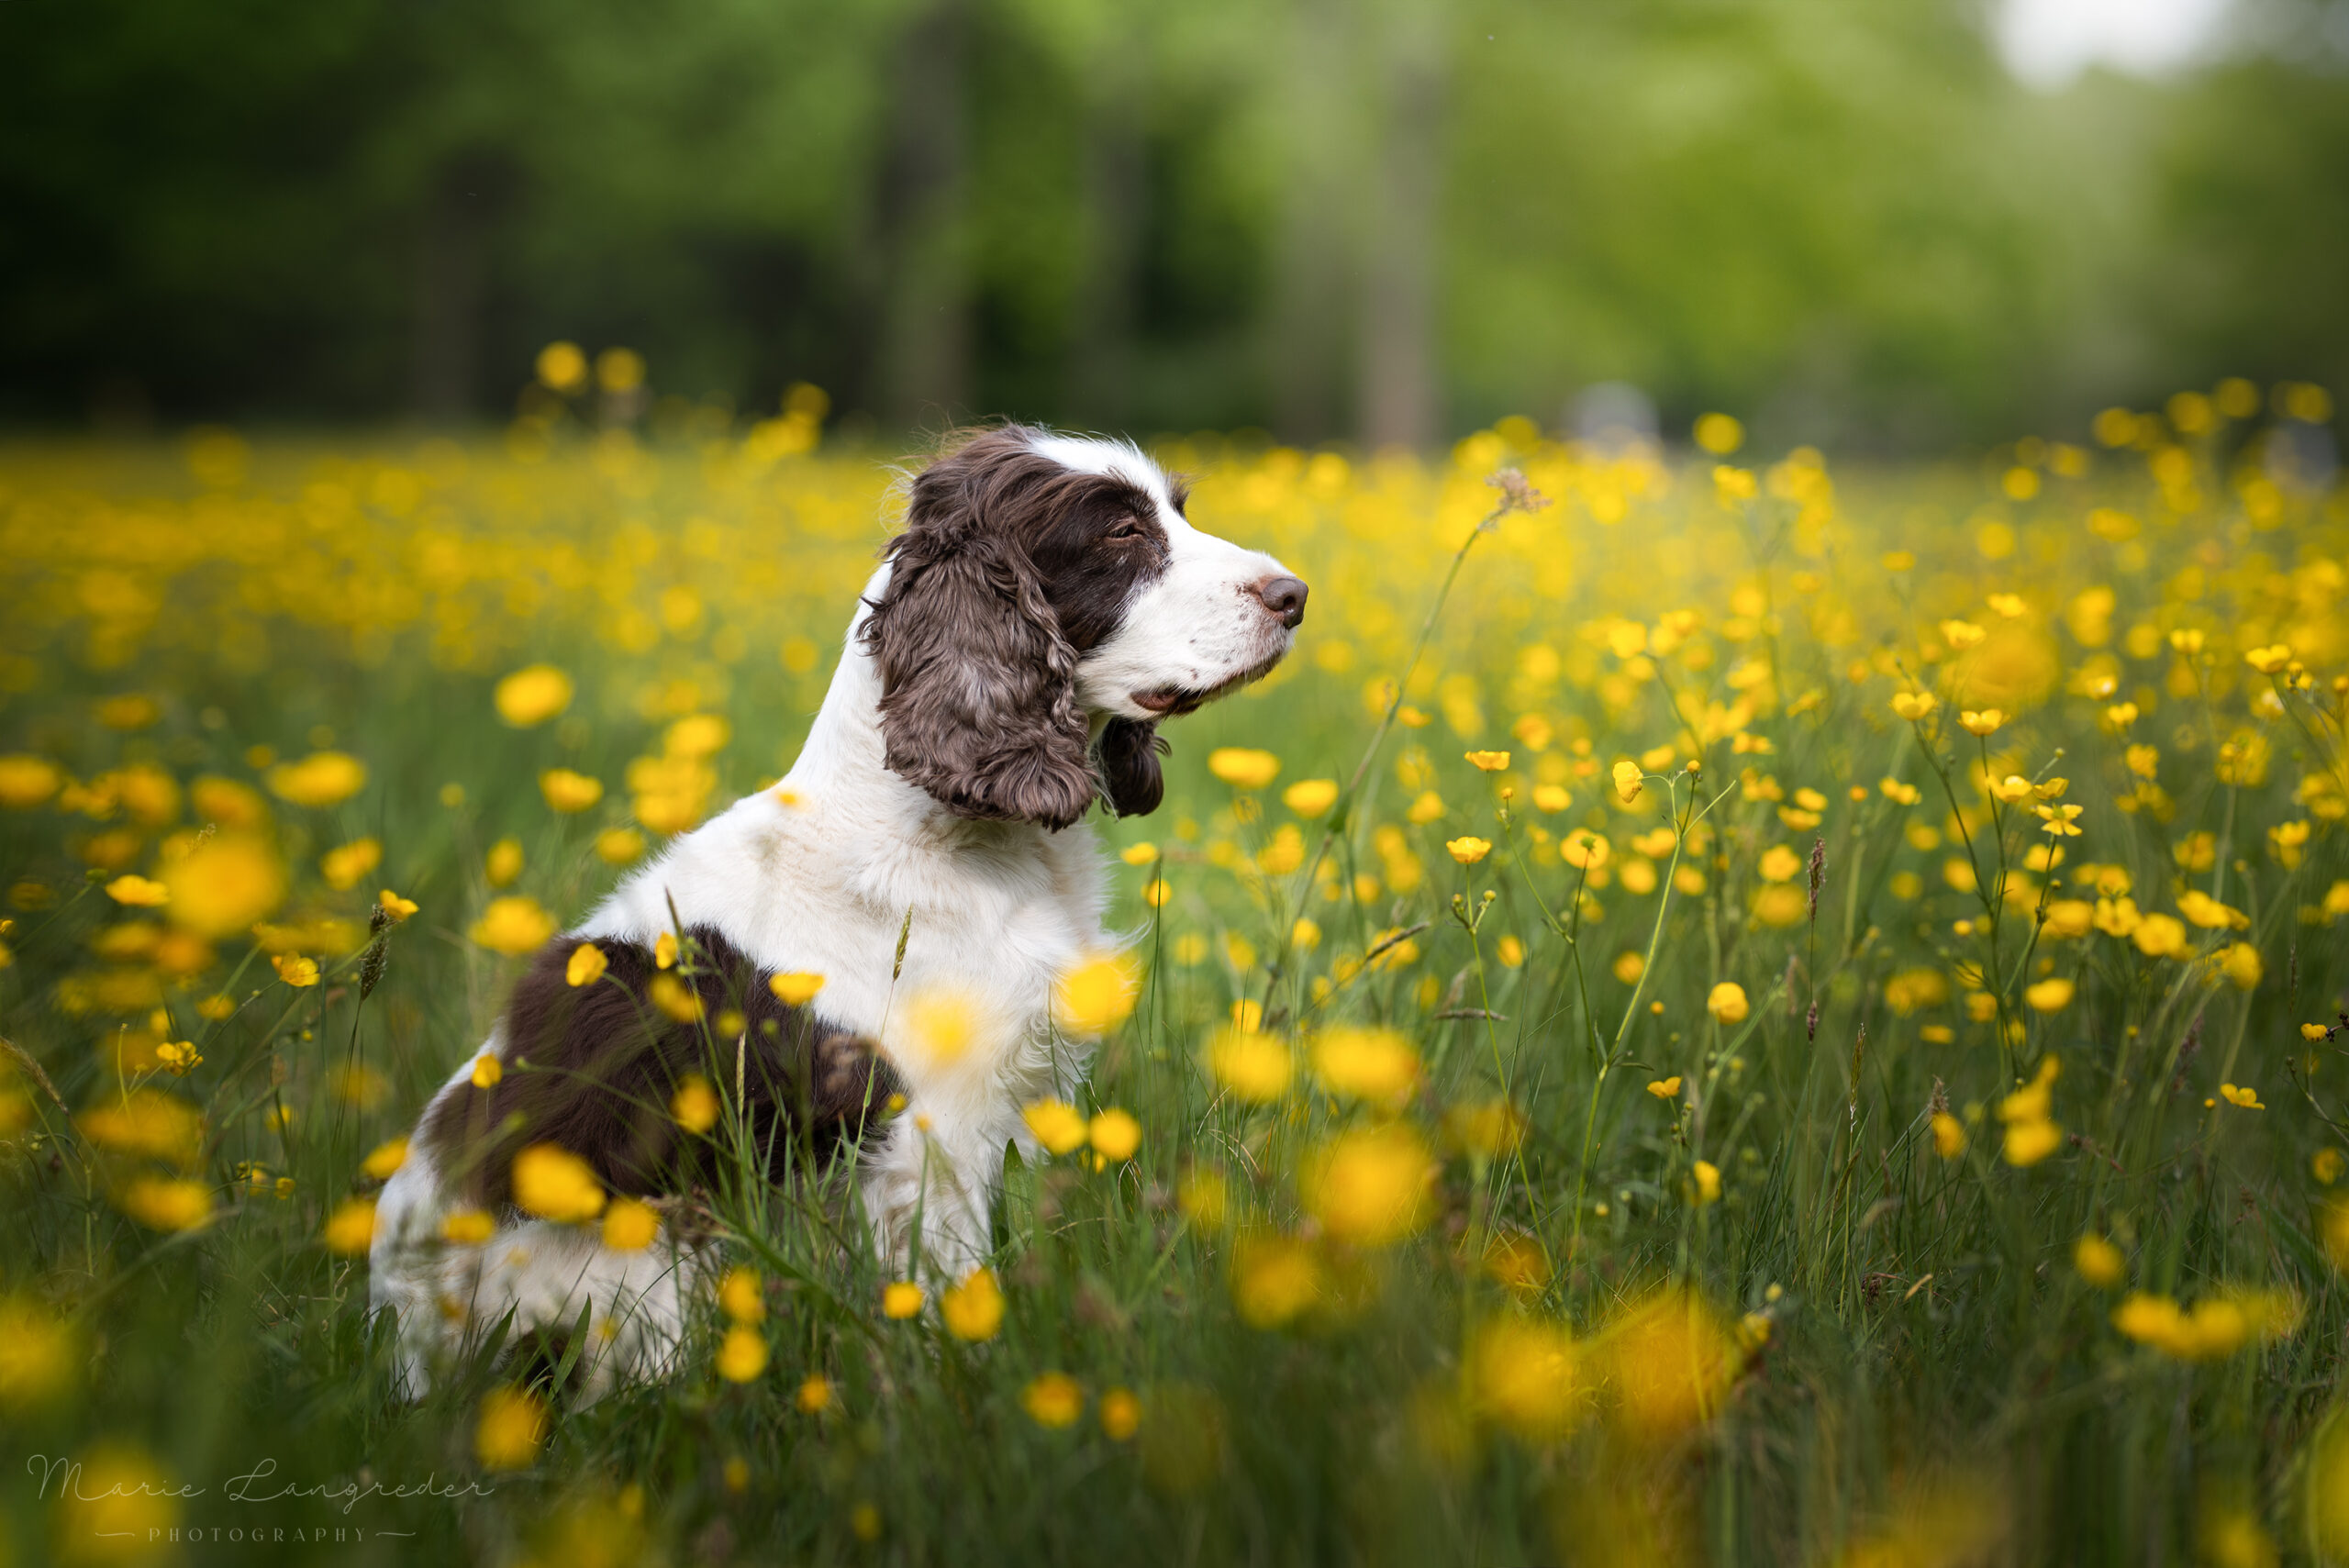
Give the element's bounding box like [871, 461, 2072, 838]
[1104, 518, 1143, 543]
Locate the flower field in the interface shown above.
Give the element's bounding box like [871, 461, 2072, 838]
[3, 384, 2348, 1565]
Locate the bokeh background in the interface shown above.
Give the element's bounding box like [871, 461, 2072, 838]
[4, 0, 2347, 449]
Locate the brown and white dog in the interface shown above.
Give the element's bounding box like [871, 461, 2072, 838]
[370, 428, 1307, 1394]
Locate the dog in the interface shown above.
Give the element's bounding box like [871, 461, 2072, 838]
[370, 427, 1308, 1394]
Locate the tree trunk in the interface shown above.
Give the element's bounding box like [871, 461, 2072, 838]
[1269, 0, 1355, 446]
[1359, 0, 1443, 452]
[1070, 51, 1141, 433]
[875, 0, 973, 433]
[409, 155, 507, 422]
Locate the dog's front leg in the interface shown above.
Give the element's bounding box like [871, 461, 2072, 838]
[860, 1111, 1006, 1284]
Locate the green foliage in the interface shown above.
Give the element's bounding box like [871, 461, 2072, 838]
[3, 0, 2345, 442]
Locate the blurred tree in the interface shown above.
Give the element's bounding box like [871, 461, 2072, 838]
[0, 0, 2343, 445]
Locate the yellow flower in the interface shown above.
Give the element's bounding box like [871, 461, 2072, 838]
[266, 751, 368, 808]
[1707, 983, 1749, 1025]
[1310, 1027, 1419, 1108]
[106, 873, 169, 906]
[161, 840, 286, 939]
[1940, 618, 1987, 650]
[1207, 1026, 1292, 1102]
[1099, 1386, 1142, 1440]
[904, 988, 979, 1067]
[596, 827, 646, 864]
[1302, 1123, 1433, 1246]
[2219, 1083, 2265, 1111]
[1467, 1315, 1582, 1439]
[1891, 691, 1939, 721]
[2243, 644, 2292, 674]
[377, 888, 417, 921]
[474, 1386, 548, 1470]
[1088, 1108, 1141, 1162]
[1757, 844, 1802, 883]
[1022, 1372, 1084, 1429]
[511, 1143, 606, 1222]
[536, 339, 587, 391]
[603, 1197, 660, 1251]
[485, 837, 524, 887]
[273, 954, 321, 987]
[495, 664, 574, 727]
[1986, 593, 2028, 618]
[2074, 1233, 2126, 1287]
[2314, 1149, 2344, 1184]
[471, 895, 555, 956]
[0, 1293, 78, 1407]
[2307, 1024, 2336, 1045]
[117, 1175, 215, 1231]
[719, 1266, 765, 1322]
[941, 1268, 1005, 1341]
[441, 1208, 495, 1244]
[1119, 840, 1158, 864]
[788, 1373, 832, 1414]
[2221, 942, 2263, 990]
[2023, 976, 2075, 1012]
[1695, 412, 1744, 454]
[1959, 708, 2006, 736]
[323, 1198, 377, 1254]
[647, 973, 702, 1023]
[2132, 912, 2189, 958]
[1988, 774, 2033, 804]
[1282, 778, 1340, 816]
[882, 1282, 925, 1319]
[1022, 1099, 1089, 1155]
[1053, 951, 1141, 1035]
[1611, 759, 1642, 802]
[470, 1052, 503, 1089]
[1691, 1160, 1721, 1205]
[318, 837, 382, 891]
[1999, 1055, 2059, 1122]
[539, 769, 605, 812]
[566, 942, 607, 986]
[1407, 790, 1446, 824]
[1464, 750, 1511, 773]
[1647, 1076, 1682, 1100]
[770, 971, 825, 1006]
[2111, 1290, 2296, 1361]
[673, 1074, 719, 1133]
[1207, 748, 1279, 789]
[2178, 889, 2248, 930]
[1531, 784, 1572, 813]
[0, 754, 64, 809]
[652, 930, 677, 968]
[1230, 1232, 1325, 1328]
[2004, 1118, 2065, 1167]
[1931, 1112, 1966, 1159]
[361, 1137, 409, 1180]
[2033, 803, 2084, 837]
[1444, 836, 1491, 864]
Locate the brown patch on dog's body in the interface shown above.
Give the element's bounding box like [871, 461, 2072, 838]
[418, 926, 898, 1214]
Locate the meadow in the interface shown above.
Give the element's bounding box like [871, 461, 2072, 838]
[2, 370, 2347, 1566]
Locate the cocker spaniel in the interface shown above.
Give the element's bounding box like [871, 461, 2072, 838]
[371, 427, 1307, 1394]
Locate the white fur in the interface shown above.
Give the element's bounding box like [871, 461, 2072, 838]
[370, 434, 1296, 1396]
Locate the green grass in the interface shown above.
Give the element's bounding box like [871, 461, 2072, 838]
[1, 426, 2345, 1566]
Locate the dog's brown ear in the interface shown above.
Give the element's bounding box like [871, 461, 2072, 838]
[1097, 717, 1165, 817]
[862, 436, 1098, 829]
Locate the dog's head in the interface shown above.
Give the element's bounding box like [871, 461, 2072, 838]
[860, 427, 1307, 830]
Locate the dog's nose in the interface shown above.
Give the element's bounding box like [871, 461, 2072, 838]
[1252, 574, 1308, 628]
